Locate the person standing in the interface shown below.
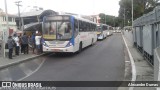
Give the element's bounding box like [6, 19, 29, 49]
[13, 34, 20, 55]
[21, 33, 28, 54]
[28, 35, 32, 51]
[7, 36, 14, 59]
[19, 34, 23, 54]
[31, 33, 36, 54]
[35, 32, 42, 55]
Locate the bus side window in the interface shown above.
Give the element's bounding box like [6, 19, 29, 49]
[82, 21, 85, 32]
[74, 19, 79, 37]
[86, 22, 88, 31]
[85, 22, 87, 32]
[92, 24, 94, 31]
[90, 23, 92, 31]
[94, 25, 96, 31]
[79, 21, 82, 32]
[88, 23, 90, 31]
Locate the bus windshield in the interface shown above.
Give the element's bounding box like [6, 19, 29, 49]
[43, 21, 72, 40]
[97, 26, 102, 32]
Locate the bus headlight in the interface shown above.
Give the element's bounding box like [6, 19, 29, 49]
[43, 42, 49, 47]
[66, 42, 72, 47]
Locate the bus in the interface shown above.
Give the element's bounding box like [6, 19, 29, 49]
[42, 15, 97, 53]
[108, 26, 113, 35]
[96, 24, 108, 40]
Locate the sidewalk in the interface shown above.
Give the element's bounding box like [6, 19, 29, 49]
[0, 51, 48, 70]
[122, 32, 154, 90]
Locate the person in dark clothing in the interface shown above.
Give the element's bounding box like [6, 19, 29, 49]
[21, 33, 28, 54]
[31, 33, 36, 54]
[19, 34, 23, 54]
[7, 36, 14, 59]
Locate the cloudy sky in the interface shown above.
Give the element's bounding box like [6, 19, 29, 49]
[0, 0, 120, 16]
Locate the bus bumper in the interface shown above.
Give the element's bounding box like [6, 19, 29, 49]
[43, 46, 74, 53]
[97, 35, 103, 40]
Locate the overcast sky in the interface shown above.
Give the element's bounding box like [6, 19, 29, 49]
[0, 0, 120, 16]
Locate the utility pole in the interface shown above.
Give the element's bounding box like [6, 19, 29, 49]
[113, 16, 115, 27]
[4, 0, 9, 57]
[15, 1, 22, 31]
[124, 8, 126, 27]
[105, 15, 106, 24]
[132, 0, 134, 30]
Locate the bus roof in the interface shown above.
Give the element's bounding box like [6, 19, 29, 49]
[97, 23, 109, 27]
[45, 15, 97, 25]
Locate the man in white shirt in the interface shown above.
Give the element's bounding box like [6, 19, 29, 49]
[13, 34, 20, 55]
[35, 33, 42, 54]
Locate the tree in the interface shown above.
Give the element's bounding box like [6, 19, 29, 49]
[98, 13, 122, 27]
[99, 13, 106, 24]
[118, 0, 160, 26]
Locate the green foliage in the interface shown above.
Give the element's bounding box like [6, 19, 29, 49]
[98, 14, 122, 27]
[118, 0, 160, 26]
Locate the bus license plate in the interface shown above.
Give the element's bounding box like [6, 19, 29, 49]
[53, 49, 60, 52]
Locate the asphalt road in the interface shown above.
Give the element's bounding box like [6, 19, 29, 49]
[0, 33, 126, 90]
[22, 33, 125, 90]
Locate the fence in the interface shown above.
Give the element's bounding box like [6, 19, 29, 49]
[0, 40, 2, 57]
[154, 46, 160, 81]
[133, 6, 160, 66]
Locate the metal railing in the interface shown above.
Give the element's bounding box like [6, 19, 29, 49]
[132, 6, 160, 66]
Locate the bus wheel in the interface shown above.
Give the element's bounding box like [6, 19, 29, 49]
[79, 42, 82, 52]
[91, 38, 94, 46]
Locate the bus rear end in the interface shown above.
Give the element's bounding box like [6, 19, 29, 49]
[96, 24, 104, 40]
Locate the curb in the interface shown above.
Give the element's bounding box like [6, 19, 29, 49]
[122, 33, 137, 90]
[0, 53, 50, 70]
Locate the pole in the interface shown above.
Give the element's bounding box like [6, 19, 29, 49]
[132, 0, 134, 30]
[124, 8, 126, 27]
[114, 16, 115, 27]
[104, 15, 106, 24]
[4, 0, 9, 57]
[15, 1, 22, 31]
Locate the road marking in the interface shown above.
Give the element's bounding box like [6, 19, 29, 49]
[19, 64, 33, 76]
[0, 69, 12, 81]
[125, 61, 130, 63]
[18, 53, 53, 81]
[18, 59, 46, 81]
[122, 34, 136, 90]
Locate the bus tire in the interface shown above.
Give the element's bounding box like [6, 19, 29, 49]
[78, 42, 82, 53]
[91, 38, 94, 46]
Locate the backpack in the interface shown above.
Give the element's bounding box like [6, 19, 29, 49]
[12, 39, 16, 47]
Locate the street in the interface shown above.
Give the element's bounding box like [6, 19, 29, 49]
[0, 33, 126, 90]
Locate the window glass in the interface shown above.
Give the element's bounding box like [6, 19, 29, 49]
[43, 21, 72, 40]
[74, 19, 79, 37]
[8, 17, 12, 22]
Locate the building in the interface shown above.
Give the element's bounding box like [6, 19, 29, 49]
[0, 9, 17, 36]
[15, 9, 58, 36]
[90, 15, 101, 23]
[80, 15, 100, 23]
[59, 11, 79, 16]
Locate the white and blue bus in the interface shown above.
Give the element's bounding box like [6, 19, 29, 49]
[42, 15, 97, 53]
[96, 24, 108, 40]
